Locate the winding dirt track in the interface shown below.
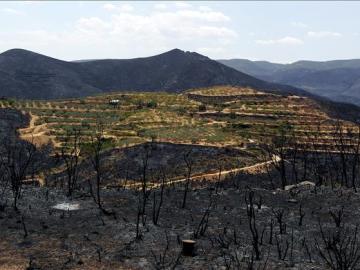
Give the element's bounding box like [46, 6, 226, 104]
[18, 113, 57, 147]
[19, 113, 41, 137]
[118, 155, 280, 190]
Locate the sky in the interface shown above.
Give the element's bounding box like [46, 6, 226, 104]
[0, 1, 359, 63]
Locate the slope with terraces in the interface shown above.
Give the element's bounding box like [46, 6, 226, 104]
[0, 86, 356, 154]
[186, 86, 357, 150]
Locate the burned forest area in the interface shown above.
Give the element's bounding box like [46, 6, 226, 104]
[2, 89, 360, 270]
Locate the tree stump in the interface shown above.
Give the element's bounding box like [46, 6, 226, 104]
[182, 239, 196, 256]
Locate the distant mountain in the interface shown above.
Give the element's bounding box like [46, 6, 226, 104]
[219, 58, 360, 105]
[217, 59, 283, 79]
[0, 48, 304, 100]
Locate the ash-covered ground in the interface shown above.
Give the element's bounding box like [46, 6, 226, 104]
[1, 171, 360, 270]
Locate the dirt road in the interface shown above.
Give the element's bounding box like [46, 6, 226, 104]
[118, 155, 280, 189]
[18, 113, 56, 147]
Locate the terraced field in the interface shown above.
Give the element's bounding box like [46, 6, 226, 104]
[0, 86, 356, 151]
[188, 86, 358, 150]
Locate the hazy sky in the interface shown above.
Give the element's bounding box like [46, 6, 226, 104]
[0, 1, 359, 63]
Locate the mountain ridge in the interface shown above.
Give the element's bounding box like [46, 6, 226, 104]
[219, 58, 360, 105]
[0, 48, 306, 100]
